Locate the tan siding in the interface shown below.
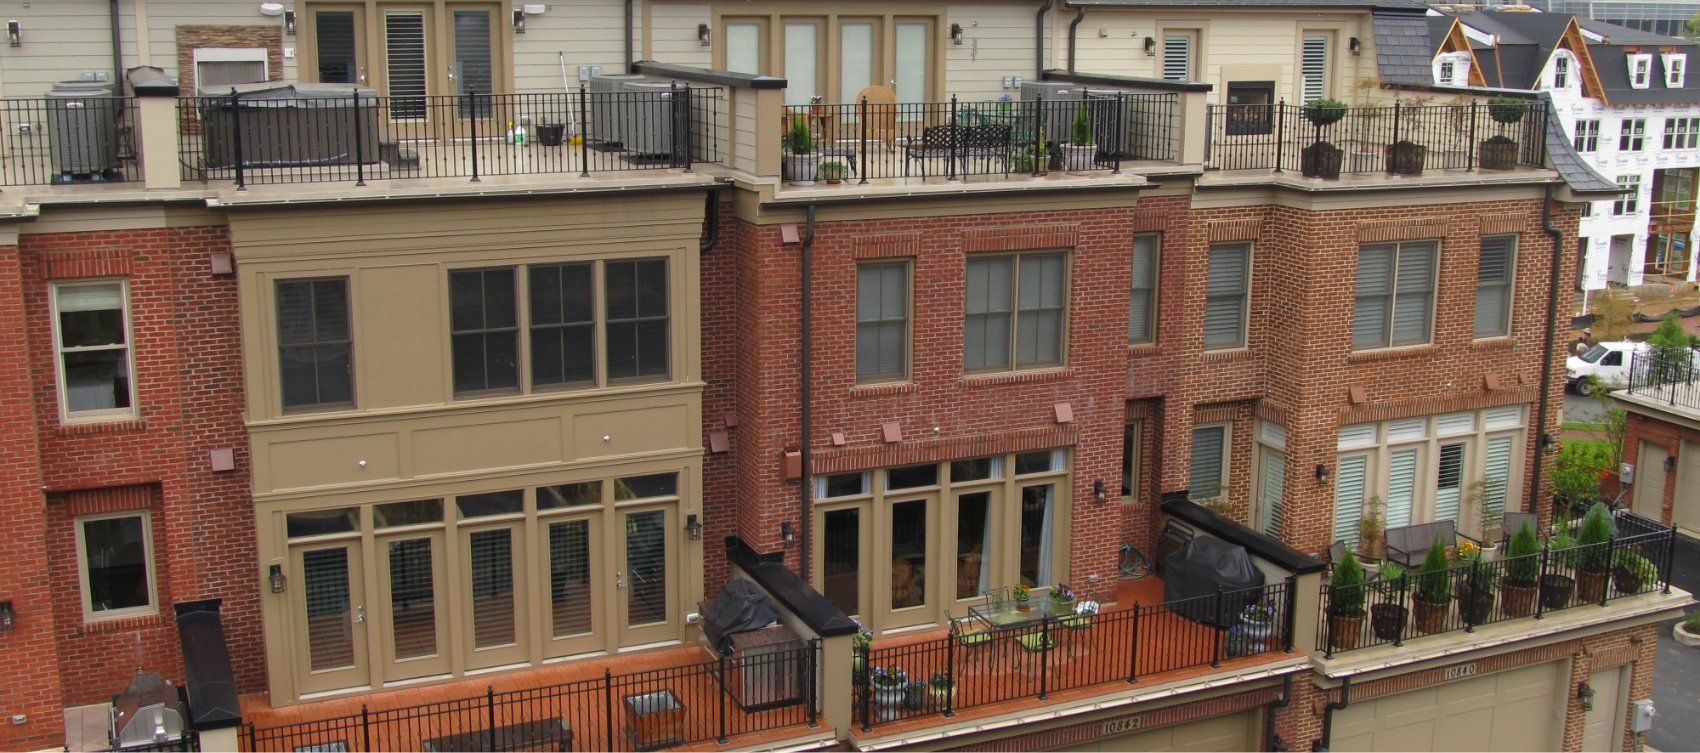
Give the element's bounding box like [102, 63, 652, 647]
[944, 3, 1036, 100]
[143, 1, 297, 82]
[513, 0, 633, 93]
[649, 2, 713, 68]
[0, 0, 120, 97]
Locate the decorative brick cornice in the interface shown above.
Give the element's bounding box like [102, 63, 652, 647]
[1479, 213, 1524, 236]
[1200, 348, 1253, 364]
[948, 684, 1282, 751]
[40, 250, 131, 280]
[1338, 388, 1536, 424]
[55, 419, 146, 436]
[847, 381, 917, 398]
[1207, 219, 1261, 243]
[812, 425, 1077, 474]
[852, 232, 922, 260]
[1589, 643, 1638, 668]
[53, 484, 158, 516]
[1346, 345, 1439, 363]
[1357, 217, 1447, 243]
[963, 224, 1078, 253]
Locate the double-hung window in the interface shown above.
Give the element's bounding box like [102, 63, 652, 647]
[1573, 119, 1600, 152]
[856, 261, 910, 383]
[1474, 236, 1516, 339]
[450, 268, 520, 396]
[964, 251, 1067, 372]
[77, 512, 155, 620]
[1620, 118, 1646, 151]
[277, 278, 354, 410]
[52, 280, 136, 421]
[1353, 241, 1437, 350]
[1553, 55, 1570, 88]
[1129, 234, 1159, 344]
[602, 259, 670, 382]
[1203, 243, 1251, 350]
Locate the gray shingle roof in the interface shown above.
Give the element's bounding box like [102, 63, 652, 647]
[1435, 12, 1700, 104]
[1539, 93, 1622, 194]
[1376, 11, 1439, 85]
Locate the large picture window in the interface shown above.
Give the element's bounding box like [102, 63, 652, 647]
[277, 278, 354, 410]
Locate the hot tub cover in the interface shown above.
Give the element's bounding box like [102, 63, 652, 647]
[701, 579, 780, 654]
[1163, 535, 1266, 627]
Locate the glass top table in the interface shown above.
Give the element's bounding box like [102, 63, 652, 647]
[966, 600, 1049, 632]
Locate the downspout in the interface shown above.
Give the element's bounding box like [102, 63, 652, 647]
[1067, 4, 1086, 72]
[1314, 677, 1351, 752]
[110, 0, 124, 85]
[1035, 0, 1054, 77]
[798, 205, 817, 580]
[625, 0, 635, 69]
[1530, 179, 1564, 516]
[699, 190, 720, 253]
[1264, 675, 1293, 751]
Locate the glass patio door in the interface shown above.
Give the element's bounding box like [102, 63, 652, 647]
[379, 6, 434, 123]
[950, 490, 997, 612]
[815, 504, 868, 619]
[617, 506, 680, 647]
[448, 4, 499, 126]
[540, 513, 604, 657]
[460, 523, 527, 669]
[375, 531, 450, 681]
[290, 540, 369, 695]
[1434, 440, 1469, 525]
[305, 4, 367, 86]
[881, 495, 938, 629]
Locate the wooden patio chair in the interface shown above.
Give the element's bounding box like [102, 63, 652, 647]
[855, 85, 898, 149]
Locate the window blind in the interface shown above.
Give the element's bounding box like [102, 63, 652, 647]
[1191, 425, 1226, 499]
[856, 262, 909, 382]
[1130, 235, 1158, 343]
[1483, 436, 1514, 521]
[1261, 450, 1286, 538]
[1385, 448, 1418, 529]
[1204, 243, 1249, 349]
[1301, 35, 1328, 102]
[1435, 442, 1464, 523]
[1475, 235, 1515, 338]
[1334, 454, 1368, 547]
[385, 12, 428, 118]
[1163, 34, 1193, 81]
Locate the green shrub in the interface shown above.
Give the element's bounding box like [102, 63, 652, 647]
[1465, 554, 1499, 595]
[1303, 98, 1349, 127]
[1549, 530, 1581, 569]
[1614, 551, 1657, 582]
[1487, 95, 1528, 124]
[1416, 536, 1452, 604]
[1506, 521, 1540, 585]
[1331, 552, 1366, 616]
[817, 161, 849, 181]
[786, 118, 815, 153]
[1552, 441, 1613, 509]
[1576, 502, 1617, 572]
[1069, 106, 1094, 146]
[1686, 609, 1700, 632]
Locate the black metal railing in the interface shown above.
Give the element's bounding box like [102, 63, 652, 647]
[780, 92, 1177, 185]
[239, 642, 816, 752]
[1626, 348, 1700, 413]
[177, 86, 722, 187]
[1319, 513, 1675, 657]
[0, 95, 139, 186]
[853, 579, 1293, 730]
[1207, 100, 1549, 176]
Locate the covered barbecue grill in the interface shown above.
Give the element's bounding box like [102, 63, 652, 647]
[1163, 535, 1266, 627]
[700, 579, 806, 711]
[109, 672, 188, 751]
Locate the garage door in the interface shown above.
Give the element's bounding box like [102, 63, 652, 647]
[1058, 710, 1258, 752]
[1332, 661, 1563, 752]
[1675, 440, 1700, 535]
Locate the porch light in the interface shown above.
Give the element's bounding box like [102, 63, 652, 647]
[513, 10, 526, 34]
[685, 514, 703, 540]
[1349, 37, 1361, 56]
[1666, 455, 1678, 472]
[1577, 681, 1596, 711]
[0, 600, 12, 631]
[283, 10, 296, 36]
[1316, 463, 1332, 486]
[1093, 479, 1108, 502]
[950, 24, 964, 45]
[781, 521, 795, 544]
[268, 564, 286, 594]
[257, 3, 284, 17]
[1143, 36, 1156, 56]
[698, 24, 711, 46]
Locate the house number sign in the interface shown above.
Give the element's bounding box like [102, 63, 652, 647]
[1100, 716, 1142, 735]
[1444, 663, 1479, 680]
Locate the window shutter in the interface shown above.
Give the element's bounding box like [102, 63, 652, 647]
[1483, 436, 1514, 520]
[1163, 34, 1192, 81]
[385, 12, 429, 118]
[1484, 405, 1524, 430]
[1435, 411, 1477, 436]
[1475, 236, 1514, 338]
[1354, 245, 1393, 349]
[1334, 454, 1368, 547]
[1385, 448, 1418, 529]
[1337, 423, 1378, 450]
[1204, 244, 1248, 349]
[1391, 242, 1435, 346]
[1190, 426, 1225, 499]
[1301, 35, 1329, 102]
[1261, 450, 1286, 538]
[1435, 443, 1464, 523]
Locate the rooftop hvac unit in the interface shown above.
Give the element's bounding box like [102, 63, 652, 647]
[617, 80, 681, 158]
[1019, 81, 1084, 145]
[45, 80, 123, 182]
[587, 74, 648, 146]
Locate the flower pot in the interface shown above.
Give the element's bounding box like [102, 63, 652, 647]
[1457, 591, 1495, 625]
[1614, 567, 1647, 595]
[1501, 582, 1537, 618]
[873, 686, 906, 719]
[1225, 632, 1248, 657]
[1540, 574, 1575, 610]
[928, 684, 956, 707]
[1328, 612, 1367, 650]
[1302, 141, 1343, 179]
[1675, 621, 1700, 648]
[903, 682, 926, 710]
[1576, 568, 1610, 603]
[1412, 597, 1449, 634]
[1371, 603, 1408, 641]
[1240, 620, 1276, 642]
[535, 123, 566, 147]
[1063, 144, 1096, 174]
[1015, 600, 1031, 613]
[1051, 598, 1077, 617]
[1384, 141, 1426, 175]
[1477, 135, 1517, 170]
[784, 152, 820, 186]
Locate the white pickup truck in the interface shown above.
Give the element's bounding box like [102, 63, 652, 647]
[1566, 341, 1648, 392]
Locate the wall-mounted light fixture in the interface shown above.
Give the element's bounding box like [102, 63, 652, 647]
[781, 521, 795, 544]
[1349, 37, 1362, 56]
[1143, 36, 1156, 56]
[698, 23, 711, 46]
[0, 600, 13, 631]
[1666, 455, 1678, 472]
[950, 23, 964, 45]
[283, 10, 296, 36]
[685, 514, 702, 540]
[1541, 432, 1560, 453]
[1577, 681, 1596, 711]
[1316, 463, 1332, 486]
[268, 564, 286, 594]
[513, 9, 526, 34]
[1093, 479, 1108, 502]
[258, 2, 284, 17]
[7, 21, 20, 47]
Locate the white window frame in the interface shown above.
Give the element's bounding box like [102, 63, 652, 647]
[1551, 52, 1570, 89]
[192, 47, 270, 87]
[75, 510, 158, 622]
[1438, 60, 1456, 86]
[1333, 407, 1527, 544]
[1630, 54, 1653, 88]
[1620, 118, 1646, 151]
[1664, 117, 1700, 149]
[1665, 54, 1687, 88]
[50, 279, 138, 423]
[1614, 174, 1642, 215]
[1573, 119, 1600, 152]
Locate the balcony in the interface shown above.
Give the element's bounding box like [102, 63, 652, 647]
[1619, 348, 1700, 420]
[1206, 101, 1551, 184]
[1317, 511, 1681, 661]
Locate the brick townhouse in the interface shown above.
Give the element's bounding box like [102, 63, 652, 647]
[0, 1, 1687, 752]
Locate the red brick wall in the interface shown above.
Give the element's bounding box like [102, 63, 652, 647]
[1621, 410, 1700, 527]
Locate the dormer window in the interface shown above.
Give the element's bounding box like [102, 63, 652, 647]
[1554, 55, 1570, 88]
[1630, 54, 1653, 88]
[1439, 60, 1456, 85]
[1666, 54, 1687, 87]
[1434, 52, 1470, 86]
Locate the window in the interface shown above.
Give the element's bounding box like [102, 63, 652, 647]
[1474, 236, 1516, 339]
[1301, 33, 1330, 103]
[1162, 31, 1196, 82]
[1190, 424, 1228, 501]
[1129, 235, 1159, 344]
[311, 9, 360, 83]
[1620, 118, 1646, 151]
[1573, 119, 1600, 152]
[1552, 54, 1570, 88]
[277, 278, 353, 411]
[603, 259, 670, 382]
[450, 268, 519, 396]
[1203, 243, 1251, 350]
[724, 20, 764, 75]
[783, 21, 822, 106]
[1353, 240, 1437, 350]
[1614, 175, 1642, 215]
[1438, 60, 1456, 86]
[964, 251, 1067, 372]
[1664, 117, 1700, 149]
[51, 280, 135, 421]
[1335, 407, 1525, 546]
[529, 263, 595, 389]
[76, 512, 155, 620]
[1224, 81, 1275, 136]
[1630, 54, 1652, 88]
[1666, 54, 1687, 87]
[856, 261, 910, 383]
[193, 47, 268, 89]
[1121, 420, 1142, 499]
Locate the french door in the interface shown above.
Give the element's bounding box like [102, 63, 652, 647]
[617, 506, 680, 647]
[881, 495, 939, 629]
[460, 522, 527, 669]
[375, 531, 450, 681]
[539, 513, 605, 657]
[290, 540, 370, 695]
[949, 489, 998, 614]
[815, 504, 869, 620]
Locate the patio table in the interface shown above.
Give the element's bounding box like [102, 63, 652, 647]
[966, 601, 1052, 672]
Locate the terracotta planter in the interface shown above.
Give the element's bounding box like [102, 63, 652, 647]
[1501, 582, 1537, 618]
[1412, 597, 1449, 634]
[1457, 591, 1495, 625]
[1477, 135, 1517, 170]
[1540, 574, 1575, 610]
[1302, 141, 1343, 179]
[1371, 603, 1408, 641]
[1576, 569, 1611, 603]
[1614, 568, 1647, 595]
[1328, 612, 1367, 650]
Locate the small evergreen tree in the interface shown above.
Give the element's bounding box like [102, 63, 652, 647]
[1416, 536, 1452, 604]
[1331, 552, 1366, 616]
[1506, 521, 1540, 586]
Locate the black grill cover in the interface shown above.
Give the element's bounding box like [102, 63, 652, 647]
[702, 579, 781, 654]
[1163, 535, 1266, 627]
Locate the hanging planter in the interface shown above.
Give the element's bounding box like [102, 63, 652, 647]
[1301, 99, 1348, 179]
[1478, 96, 1527, 170]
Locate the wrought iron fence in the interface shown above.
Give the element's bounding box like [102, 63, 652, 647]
[1626, 348, 1700, 413]
[177, 86, 722, 187]
[853, 579, 1293, 730]
[0, 95, 139, 186]
[1318, 513, 1676, 657]
[239, 642, 817, 752]
[780, 92, 1177, 185]
[1207, 100, 1549, 176]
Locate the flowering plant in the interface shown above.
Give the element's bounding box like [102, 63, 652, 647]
[1455, 540, 1482, 562]
[1074, 599, 1101, 616]
[1050, 583, 1076, 602]
[1012, 584, 1032, 601]
[1240, 602, 1277, 624]
[928, 671, 954, 689]
[870, 665, 909, 688]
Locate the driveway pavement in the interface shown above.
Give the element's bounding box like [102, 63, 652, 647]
[1649, 533, 1700, 752]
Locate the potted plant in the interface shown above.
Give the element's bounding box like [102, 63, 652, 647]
[1478, 96, 1527, 170]
[1456, 547, 1497, 625]
[851, 623, 873, 681]
[1613, 550, 1656, 595]
[1472, 484, 1503, 556]
[1412, 537, 1453, 634]
[926, 672, 956, 706]
[1385, 139, 1426, 175]
[1012, 583, 1032, 612]
[903, 679, 927, 710]
[1371, 562, 1409, 641]
[1328, 552, 1368, 650]
[817, 160, 849, 185]
[1049, 583, 1078, 616]
[1239, 601, 1278, 651]
[1501, 522, 1540, 617]
[1574, 502, 1616, 603]
[783, 118, 819, 186]
[1358, 496, 1386, 561]
[1013, 146, 1037, 174]
[1541, 531, 1579, 610]
[1045, 138, 1065, 173]
[1301, 98, 1349, 179]
[1225, 624, 1249, 657]
[1063, 105, 1096, 173]
[870, 666, 909, 719]
[1676, 609, 1700, 647]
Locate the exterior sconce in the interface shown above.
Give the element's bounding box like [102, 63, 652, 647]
[685, 514, 703, 540]
[0, 600, 13, 631]
[1316, 463, 1332, 486]
[283, 10, 296, 36]
[950, 24, 964, 45]
[781, 521, 795, 544]
[268, 564, 286, 594]
[1093, 479, 1108, 502]
[6, 21, 20, 47]
[1349, 37, 1361, 55]
[1577, 681, 1595, 711]
[1666, 455, 1678, 472]
[513, 10, 526, 34]
[698, 24, 711, 46]
[1541, 432, 1560, 454]
[1143, 36, 1156, 56]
